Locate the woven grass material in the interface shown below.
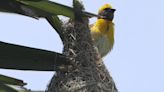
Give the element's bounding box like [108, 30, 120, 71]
[47, 1, 118, 91]
[46, 18, 118, 92]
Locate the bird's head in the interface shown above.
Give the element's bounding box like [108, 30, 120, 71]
[98, 4, 116, 21]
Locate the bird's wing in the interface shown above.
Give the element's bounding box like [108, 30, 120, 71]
[89, 24, 102, 42]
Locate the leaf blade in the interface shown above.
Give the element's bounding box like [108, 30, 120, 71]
[0, 41, 70, 71]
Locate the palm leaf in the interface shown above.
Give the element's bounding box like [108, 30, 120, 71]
[0, 83, 18, 92]
[0, 74, 26, 86]
[0, 74, 29, 92]
[0, 0, 98, 19]
[0, 41, 70, 71]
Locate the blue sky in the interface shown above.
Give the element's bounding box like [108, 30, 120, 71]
[0, 0, 164, 91]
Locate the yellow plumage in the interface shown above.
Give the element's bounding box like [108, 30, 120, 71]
[90, 4, 115, 57]
[98, 4, 113, 12]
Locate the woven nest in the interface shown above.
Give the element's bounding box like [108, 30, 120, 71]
[46, 19, 117, 92]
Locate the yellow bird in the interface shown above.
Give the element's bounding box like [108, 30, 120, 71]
[90, 4, 116, 57]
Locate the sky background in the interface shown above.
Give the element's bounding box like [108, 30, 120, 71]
[0, 0, 164, 92]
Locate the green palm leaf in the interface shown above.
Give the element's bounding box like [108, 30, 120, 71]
[0, 41, 70, 71]
[0, 83, 18, 92]
[0, 75, 29, 92]
[0, 74, 26, 86]
[0, 0, 97, 19]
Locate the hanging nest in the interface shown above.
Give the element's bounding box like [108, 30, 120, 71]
[46, 0, 118, 92]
